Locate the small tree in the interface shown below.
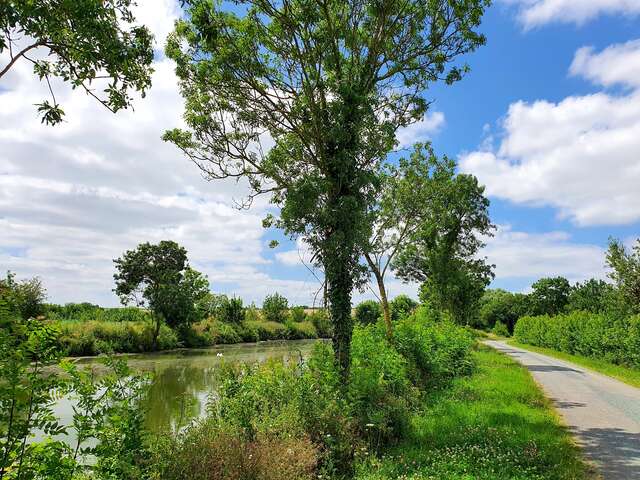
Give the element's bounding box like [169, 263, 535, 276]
[606, 237, 640, 313]
[394, 174, 495, 324]
[364, 144, 455, 337]
[529, 277, 571, 316]
[354, 300, 381, 325]
[478, 289, 528, 332]
[113, 241, 206, 348]
[0, 0, 153, 125]
[262, 293, 289, 323]
[219, 296, 245, 324]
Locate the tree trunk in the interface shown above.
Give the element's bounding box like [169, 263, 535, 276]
[152, 313, 161, 351]
[325, 247, 354, 381]
[365, 254, 393, 339]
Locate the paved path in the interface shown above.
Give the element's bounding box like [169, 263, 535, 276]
[485, 340, 640, 479]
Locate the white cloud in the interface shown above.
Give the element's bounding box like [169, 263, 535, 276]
[460, 40, 640, 226]
[504, 0, 640, 28]
[395, 111, 445, 148]
[570, 39, 640, 89]
[483, 226, 607, 283]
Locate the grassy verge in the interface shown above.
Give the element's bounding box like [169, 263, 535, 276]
[355, 345, 595, 480]
[509, 340, 640, 389]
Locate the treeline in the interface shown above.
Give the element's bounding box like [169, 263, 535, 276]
[505, 238, 640, 369]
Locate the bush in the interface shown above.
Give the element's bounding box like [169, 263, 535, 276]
[244, 319, 288, 340]
[514, 312, 640, 368]
[218, 296, 245, 324]
[389, 295, 418, 321]
[308, 309, 332, 337]
[394, 308, 475, 384]
[262, 293, 289, 323]
[492, 320, 510, 337]
[285, 320, 318, 339]
[354, 300, 381, 325]
[290, 306, 307, 322]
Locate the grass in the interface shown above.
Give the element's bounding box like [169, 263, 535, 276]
[355, 345, 596, 480]
[509, 340, 640, 389]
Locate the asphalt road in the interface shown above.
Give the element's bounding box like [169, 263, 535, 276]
[485, 340, 640, 479]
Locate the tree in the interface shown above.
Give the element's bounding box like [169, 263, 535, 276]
[529, 277, 571, 316]
[165, 0, 489, 377]
[0, 0, 154, 125]
[354, 300, 381, 326]
[113, 241, 206, 348]
[567, 279, 615, 314]
[364, 144, 454, 336]
[262, 293, 289, 323]
[478, 289, 528, 332]
[606, 237, 640, 313]
[394, 173, 494, 324]
[0, 272, 47, 320]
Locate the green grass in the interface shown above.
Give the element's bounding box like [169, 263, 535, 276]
[509, 340, 640, 389]
[355, 346, 595, 480]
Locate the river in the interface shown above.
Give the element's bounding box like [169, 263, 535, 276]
[46, 339, 321, 445]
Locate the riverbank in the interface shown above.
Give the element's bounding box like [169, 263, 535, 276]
[54, 315, 330, 356]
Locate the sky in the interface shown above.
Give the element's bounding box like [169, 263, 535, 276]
[1, 0, 639, 307]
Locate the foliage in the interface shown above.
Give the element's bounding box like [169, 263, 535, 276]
[262, 293, 289, 323]
[514, 312, 640, 368]
[389, 295, 418, 322]
[0, 272, 47, 320]
[0, 0, 153, 125]
[528, 277, 571, 316]
[148, 313, 475, 479]
[395, 172, 494, 325]
[0, 299, 151, 480]
[45, 303, 150, 324]
[354, 347, 591, 480]
[354, 300, 382, 326]
[290, 306, 307, 323]
[308, 309, 332, 338]
[364, 145, 456, 336]
[165, 0, 489, 377]
[606, 237, 640, 313]
[55, 320, 179, 356]
[492, 321, 510, 337]
[478, 289, 529, 332]
[113, 241, 209, 347]
[567, 278, 616, 314]
[217, 296, 245, 324]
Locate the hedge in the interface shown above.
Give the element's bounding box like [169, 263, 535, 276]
[514, 312, 640, 368]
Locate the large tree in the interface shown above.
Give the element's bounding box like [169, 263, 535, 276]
[0, 0, 154, 125]
[164, 0, 489, 377]
[529, 276, 571, 316]
[394, 173, 494, 324]
[364, 143, 455, 337]
[113, 241, 209, 348]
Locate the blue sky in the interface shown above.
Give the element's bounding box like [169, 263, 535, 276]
[1, 0, 639, 306]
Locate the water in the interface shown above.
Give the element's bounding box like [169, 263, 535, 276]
[47, 339, 320, 444]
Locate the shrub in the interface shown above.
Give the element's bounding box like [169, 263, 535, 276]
[492, 320, 510, 337]
[389, 295, 418, 321]
[290, 306, 307, 322]
[393, 310, 474, 384]
[354, 300, 381, 325]
[262, 293, 289, 323]
[285, 320, 318, 340]
[244, 320, 288, 340]
[308, 309, 332, 337]
[218, 296, 245, 324]
[514, 312, 640, 368]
